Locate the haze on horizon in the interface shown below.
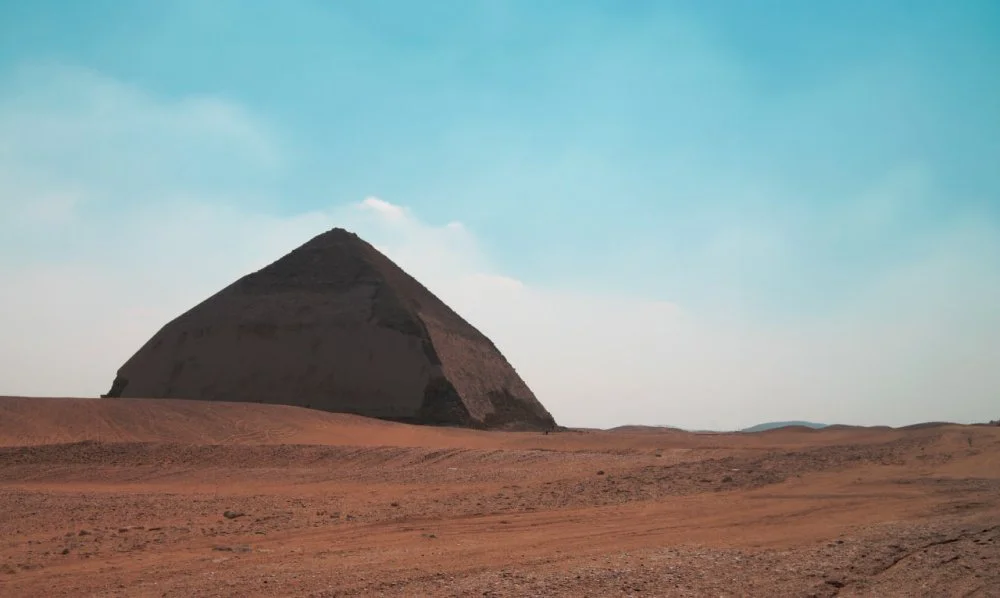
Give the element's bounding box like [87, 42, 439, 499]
[1, 0, 998, 431]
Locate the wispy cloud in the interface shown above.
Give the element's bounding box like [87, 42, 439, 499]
[1, 65, 998, 430]
[341, 198, 1000, 430]
[360, 196, 407, 220]
[0, 63, 283, 233]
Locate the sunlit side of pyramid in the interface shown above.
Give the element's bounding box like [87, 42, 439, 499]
[104, 228, 556, 430]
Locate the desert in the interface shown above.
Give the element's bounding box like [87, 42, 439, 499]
[3, 206, 997, 598]
[4, 3, 999, 597]
[1, 396, 997, 597]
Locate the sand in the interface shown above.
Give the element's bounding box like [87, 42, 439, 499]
[1, 396, 997, 597]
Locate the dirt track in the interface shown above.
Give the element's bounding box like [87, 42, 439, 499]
[1, 397, 998, 597]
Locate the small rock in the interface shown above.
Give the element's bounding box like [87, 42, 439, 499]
[223, 510, 245, 520]
[212, 544, 252, 553]
[78, 530, 91, 536]
[60, 548, 70, 555]
[597, 470, 605, 476]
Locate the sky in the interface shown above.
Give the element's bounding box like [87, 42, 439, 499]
[1, 0, 998, 430]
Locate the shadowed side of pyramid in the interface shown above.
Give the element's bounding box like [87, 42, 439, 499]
[103, 228, 557, 430]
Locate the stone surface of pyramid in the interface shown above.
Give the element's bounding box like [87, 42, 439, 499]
[104, 228, 557, 430]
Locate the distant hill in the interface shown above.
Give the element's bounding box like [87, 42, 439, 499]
[740, 421, 828, 433]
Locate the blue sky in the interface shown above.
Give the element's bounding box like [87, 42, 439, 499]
[1, 1, 998, 428]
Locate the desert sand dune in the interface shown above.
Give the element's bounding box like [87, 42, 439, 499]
[0, 396, 936, 452]
[0, 396, 440, 448]
[1, 397, 997, 597]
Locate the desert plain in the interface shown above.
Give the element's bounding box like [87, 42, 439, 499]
[0, 396, 997, 597]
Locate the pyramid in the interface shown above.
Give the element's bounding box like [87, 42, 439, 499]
[103, 228, 557, 430]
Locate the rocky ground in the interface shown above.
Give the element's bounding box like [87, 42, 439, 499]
[0, 398, 997, 597]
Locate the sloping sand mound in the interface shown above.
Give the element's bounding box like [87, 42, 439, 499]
[0, 396, 464, 448]
[2, 396, 974, 453]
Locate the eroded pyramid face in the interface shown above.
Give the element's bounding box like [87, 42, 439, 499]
[104, 228, 556, 431]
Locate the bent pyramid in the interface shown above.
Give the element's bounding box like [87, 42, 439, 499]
[104, 228, 556, 430]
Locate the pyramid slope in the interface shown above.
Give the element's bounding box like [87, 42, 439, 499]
[105, 229, 556, 430]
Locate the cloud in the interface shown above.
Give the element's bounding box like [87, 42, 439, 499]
[320, 198, 1000, 431]
[1, 65, 998, 430]
[360, 196, 407, 221]
[0, 63, 282, 234]
[0, 64, 279, 169]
